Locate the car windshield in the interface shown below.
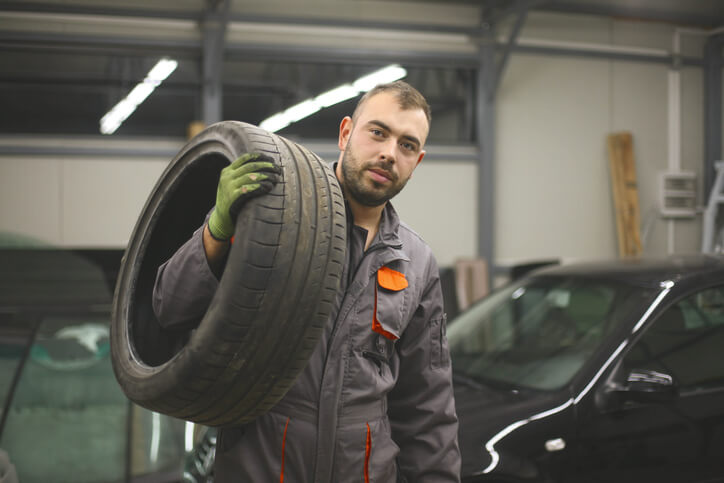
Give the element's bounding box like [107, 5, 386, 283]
[447, 275, 656, 391]
[0, 312, 189, 483]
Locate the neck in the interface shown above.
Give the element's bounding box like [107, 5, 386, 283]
[348, 197, 384, 229]
[336, 160, 385, 248]
[347, 196, 385, 250]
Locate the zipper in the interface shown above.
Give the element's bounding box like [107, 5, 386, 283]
[325, 242, 394, 354]
[314, 239, 404, 482]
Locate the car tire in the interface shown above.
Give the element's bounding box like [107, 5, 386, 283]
[111, 121, 346, 427]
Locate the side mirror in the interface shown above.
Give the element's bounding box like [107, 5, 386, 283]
[623, 369, 678, 402]
[598, 368, 678, 410]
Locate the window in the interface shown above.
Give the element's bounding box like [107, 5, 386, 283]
[448, 276, 654, 390]
[0, 314, 128, 482]
[0, 313, 188, 483]
[624, 285, 724, 392]
[0, 317, 34, 422]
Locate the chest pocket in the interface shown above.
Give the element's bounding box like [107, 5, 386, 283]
[372, 266, 408, 341]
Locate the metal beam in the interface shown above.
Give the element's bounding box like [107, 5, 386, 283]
[704, 34, 724, 197]
[475, 1, 531, 283]
[9, 0, 721, 34]
[200, 0, 230, 125]
[223, 44, 480, 68]
[0, 2, 482, 36]
[1, 22, 703, 68]
[1, 33, 703, 69]
[511, 43, 703, 66]
[0, 2, 200, 21]
[536, 1, 724, 29]
[0, 136, 478, 162]
[477, 24, 498, 281]
[0, 31, 199, 52]
[491, 0, 529, 94]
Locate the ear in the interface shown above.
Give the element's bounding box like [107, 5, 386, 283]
[338, 116, 353, 151]
[416, 150, 425, 167]
[409, 150, 425, 178]
[410, 151, 425, 178]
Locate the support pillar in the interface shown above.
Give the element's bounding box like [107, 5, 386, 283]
[476, 34, 497, 281]
[476, 1, 529, 285]
[704, 34, 724, 196]
[201, 0, 230, 126]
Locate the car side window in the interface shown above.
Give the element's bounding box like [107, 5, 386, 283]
[623, 285, 724, 392]
[0, 314, 188, 483]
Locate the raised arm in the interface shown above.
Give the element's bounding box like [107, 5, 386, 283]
[152, 152, 280, 329]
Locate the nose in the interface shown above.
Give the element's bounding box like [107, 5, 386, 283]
[379, 138, 396, 163]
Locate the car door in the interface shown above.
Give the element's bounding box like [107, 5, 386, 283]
[573, 284, 724, 483]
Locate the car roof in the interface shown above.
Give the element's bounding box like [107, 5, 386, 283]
[0, 248, 123, 309]
[528, 254, 724, 287]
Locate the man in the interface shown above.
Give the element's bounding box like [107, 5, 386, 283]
[153, 81, 460, 482]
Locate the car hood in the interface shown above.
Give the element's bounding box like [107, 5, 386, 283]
[453, 378, 574, 479]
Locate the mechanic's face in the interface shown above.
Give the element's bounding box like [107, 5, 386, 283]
[337, 91, 428, 207]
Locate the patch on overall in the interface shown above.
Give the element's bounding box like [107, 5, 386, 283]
[373, 266, 408, 340]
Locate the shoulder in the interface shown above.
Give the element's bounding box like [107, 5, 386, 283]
[398, 221, 434, 260]
[397, 220, 439, 281]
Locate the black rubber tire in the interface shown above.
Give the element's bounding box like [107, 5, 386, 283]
[111, 121, 346, 427]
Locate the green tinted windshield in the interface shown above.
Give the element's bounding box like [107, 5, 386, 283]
[0, 317, 33, 422]
[0, 313, 188, 483]
[447, 276, 655, 390]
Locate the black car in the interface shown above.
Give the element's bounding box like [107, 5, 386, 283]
[0, 249, 212, 483]
[448, 255, 724, 482]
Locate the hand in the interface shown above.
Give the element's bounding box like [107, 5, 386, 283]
[207, 153, 281, 241]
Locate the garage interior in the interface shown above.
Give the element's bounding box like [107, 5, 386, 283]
[1, 0, 724, 285]
[2, 1, 724, 482]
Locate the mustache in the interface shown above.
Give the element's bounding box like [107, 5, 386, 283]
[365, 160, 397, 181]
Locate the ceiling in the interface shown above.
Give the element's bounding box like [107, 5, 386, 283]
[0, 0, 722, 142]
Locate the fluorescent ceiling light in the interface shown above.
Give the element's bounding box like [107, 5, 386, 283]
[146, 58, 179, 83]
[353, 64, 407, 92]
[259, 64, 407, 133]
[259, 113, 290, 133]
[316, 84, 359, 107]
[285, 99, 321, 123]
[100, 57, 177, 135]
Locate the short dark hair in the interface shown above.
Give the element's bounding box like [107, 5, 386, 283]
[352, 80, 431, 125]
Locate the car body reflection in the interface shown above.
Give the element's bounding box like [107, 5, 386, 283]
[449, 256, 724, 482]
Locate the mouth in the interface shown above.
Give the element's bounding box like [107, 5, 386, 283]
[368, 167, 393, 183]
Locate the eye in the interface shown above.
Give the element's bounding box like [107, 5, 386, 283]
[370, 128, 384, 137]
[401, 141, 416, 152]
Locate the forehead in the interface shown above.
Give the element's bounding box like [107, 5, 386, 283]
[354, 91, 429, 143]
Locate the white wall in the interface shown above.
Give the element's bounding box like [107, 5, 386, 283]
[495, 13, 711, 265]
[0, 10, 719, 270]
[392, 160, 478, 267]
[0, 155, 169, 247]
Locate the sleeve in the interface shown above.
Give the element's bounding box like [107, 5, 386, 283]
[387, 255, 461, 482]
[152, 222, 221, 330]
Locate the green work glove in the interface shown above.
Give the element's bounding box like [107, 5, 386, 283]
[207, 152, 281, 241]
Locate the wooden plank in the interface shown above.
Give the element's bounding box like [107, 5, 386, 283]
[607, 132, 642, 258]
[454, 257, 489, 311]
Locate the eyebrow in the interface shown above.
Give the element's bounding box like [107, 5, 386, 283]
[368, 120, 421, 149]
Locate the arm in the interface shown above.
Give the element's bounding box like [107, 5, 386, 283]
[388, 258, 461, 482]
[152, 219, 221, 329]
[202, 223, 231, 274]
[152, 153, 280, 329]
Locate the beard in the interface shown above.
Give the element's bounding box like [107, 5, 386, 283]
[340, 142, 410, 207]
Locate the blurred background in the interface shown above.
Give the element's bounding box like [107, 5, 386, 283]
[1, 1, 723, 481]
[0, 0, 722, 276]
